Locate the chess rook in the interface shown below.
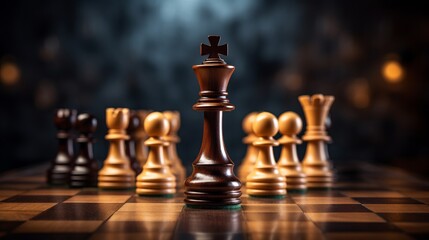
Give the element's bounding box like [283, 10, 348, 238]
[126, 111, 143, 175]
[136, 112, 176, 197]
[47, 109, 77, 185]
[185, 35, 242, 209]
[238, 112, 259, 184]
[246, 112, 286, 198]
[299, 94, 335, 189]
[277, 112, 307, 192]
[98, 108, 135, 189]
[163, 111, 186, 189]
[69, 113, 98, 188]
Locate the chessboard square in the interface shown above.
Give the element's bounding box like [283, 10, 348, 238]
[98, 221, 177, 232]
[0, 221, 25, 231]
[246, 221, 320, 233]
[118, 203, 183, 212]
[0, 190, 25, 197]
[289, 191, 345, 197]
[0, 211, 41, 221]
[108, 211, 180, 221]
[5, 233, 91, 240]
[364, 204, 429, 213]
[306, 213, 386, 222]
[416, 198, 429, 204]
[315, 222, 399, 233]
[32, 203, 123, 220]
[353, 197, 422, 204]
[2, 195, 71, 203]
[90, 232, 174, 240]
[292, 197, 358, 204]
[22, 189, 80, 196]
[64, 195, 131, 203]
[242, 196, 295, 204]
[77, 189, 135, 196]
[299, 204, 370, 213]
[342, 191, 405, 198]
[0, 203, 56, 211]
[377, 213, 429, 222]
[0, 183, 43, 190]
[400, 191, 429, 198]
[242, 203, 302, 213]
[324, 232, 412, 240]
[127, 196, 184, 203]
[394, 223, 429, 233]
[13, 220, 102, 233]
[245, 212, 308, 222]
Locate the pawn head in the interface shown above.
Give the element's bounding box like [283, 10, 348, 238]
[278, 112, 302, 136]
[242, 112, 258, 134]
[76, 113, 97, 134]
[253, 112, 278, 137]
[163, 111, 180, 134]
[144, 112, 170, 137]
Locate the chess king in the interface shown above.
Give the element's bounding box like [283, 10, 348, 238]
[299, 94, 335, 189]
[184, 35, 242, 209]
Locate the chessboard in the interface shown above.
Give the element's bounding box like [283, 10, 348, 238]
[0, 163, 428, 240]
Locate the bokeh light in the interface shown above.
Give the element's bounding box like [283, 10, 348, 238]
[0, 62, 20, 85]
[382, 60, 404, 83]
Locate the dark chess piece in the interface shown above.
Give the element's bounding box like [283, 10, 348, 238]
[47, 109, 77, 185]
[126, 111, 143, 175]
[69, 113, 98, 188]
[184, 35, 242, 209]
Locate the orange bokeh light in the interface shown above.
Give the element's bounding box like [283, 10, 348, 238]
[0, 63, 20, 85]
[382, 60, 403, 83]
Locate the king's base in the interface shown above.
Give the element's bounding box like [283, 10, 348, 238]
[185, 203, 241, 210]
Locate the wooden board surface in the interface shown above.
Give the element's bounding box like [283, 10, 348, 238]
[0, 163, 428, 239]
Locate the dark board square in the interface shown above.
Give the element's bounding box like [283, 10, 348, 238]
[378, 213, 429, 222]
[98, 221, 177, 232]
[353, 197, 423, 204]
[0, 221, 24, 231]
[299, 204, 370, 213]
[2, 233, 91, 240]
[32, 203, 123, 220]
[410, 233, 429, 240]
[315, 222, 400, 233]
[2, 195, 71, 203]
[245, 212, 308, 222]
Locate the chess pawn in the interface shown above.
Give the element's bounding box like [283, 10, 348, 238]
[98, 108, 135, 189]
[246, 112, 286, 198]
[47, 109, 77, 185]
[136, 112, 176, 197]
[135, 110, 151, 167]
[277, 112, 307, 192]
[69, 113, 98, 188]
[126, 111, 143, 175]
[163, 111, 186, 189]
[299, 94, 335, 189]
[238, 112, 259, 184]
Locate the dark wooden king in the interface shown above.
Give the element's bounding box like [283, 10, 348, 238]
[184, 35, 242, 209]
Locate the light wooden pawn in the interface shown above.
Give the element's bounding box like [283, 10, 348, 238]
[246, 112, 286, 198]
[163, 111, 186, 189]
[238, 112, 259, 184]
[136, 112, 176, 197]
[277, 112, 307, 192]
[98, 108, 136, 189]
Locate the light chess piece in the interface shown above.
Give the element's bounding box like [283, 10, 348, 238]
[163, 111, 186, 189]
[277, 112, 307, 192]
[135, 110, 151, 167]
[47, 109, 77, 185]
[246, 112, 286, 198]
[136, 112, 176, 197]
[126, 111, 143, 175]
[184, 35, 242, 209]
[98, 108, 136, 189]
[238, 112, 259, 184]
[299, 94, 335, 189]
[69, 113, 98, 188]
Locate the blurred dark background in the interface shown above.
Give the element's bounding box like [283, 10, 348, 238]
[1, 0, 428, 176]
